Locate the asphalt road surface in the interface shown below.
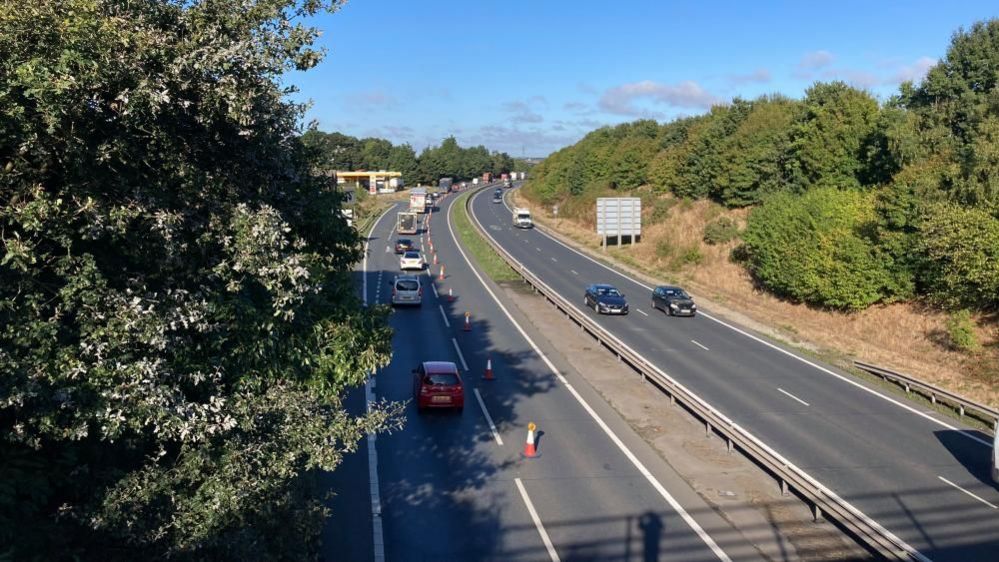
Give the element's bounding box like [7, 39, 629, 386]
[323, 186, 764, 561]
[468, 186, 999, 562]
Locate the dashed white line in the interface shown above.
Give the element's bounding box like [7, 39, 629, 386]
[451, 337, 469, 371]
[551, 257, 558, 263]
[777, 388, 810, 407]
[429, 278, 439, 298]
[473, 389, 504, 446]
[536, 247, 542, 252]
[691, 339, 709, 351]
[938, 476, 998, 509]
[515, 478, 561, 562]
[570, 269, 578, 275]
[439, 305, 450, 328]
[636, 309, 648, 316]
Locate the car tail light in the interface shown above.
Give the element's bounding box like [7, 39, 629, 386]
[418, 287, 423, 296]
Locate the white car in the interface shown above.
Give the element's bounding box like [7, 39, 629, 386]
[399, 250, 424, 271]
[391, 275, 422, 306]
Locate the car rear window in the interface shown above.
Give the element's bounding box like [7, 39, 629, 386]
[425, 372, 459, 386]
[404, 251, 420, 258]
[396, 280, 419, 291]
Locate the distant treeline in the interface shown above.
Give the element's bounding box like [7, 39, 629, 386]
[301, 130, 529, 185]
[526, 20, 999, 312]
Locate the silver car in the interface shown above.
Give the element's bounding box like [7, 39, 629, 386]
[391, 275, 422, 306]
[399, 250, 424, 271]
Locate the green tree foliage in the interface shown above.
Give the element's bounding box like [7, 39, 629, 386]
[302, 131, 510, 185]
[786, 82, 881, 191]
[743, 189, 903, 310]
[0, 0, 403, 558]
[919, 202, 999, 308]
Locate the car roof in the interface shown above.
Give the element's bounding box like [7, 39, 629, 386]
[422, 361, 459, 373]
[591, 284, 617, 290]
[403, 250, 420, 256]
[397, 238, 412, 242]
[656, 285, 686, 292]
[395, 274, 419, 282]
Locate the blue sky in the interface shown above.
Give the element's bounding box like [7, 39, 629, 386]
[287, 0, 998, 157]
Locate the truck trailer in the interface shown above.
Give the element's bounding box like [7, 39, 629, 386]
[512, 207, 533, 229]
[397, 211, 418, 235]
[409, 188, 428, 214]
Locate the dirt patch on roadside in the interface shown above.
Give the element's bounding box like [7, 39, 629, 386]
[503, 285, 870, 561]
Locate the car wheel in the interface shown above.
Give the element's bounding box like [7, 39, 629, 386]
[668, 307, 674, 316]
[651, 300, 657, 311]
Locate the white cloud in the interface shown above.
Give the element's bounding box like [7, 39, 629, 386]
[728, 68, 772, 85]
[793, 50, 835, 79]
[889, 56, 936, 84]
[501, 99, 545, 124]
[598, 80, 720, 116]
[343, 90, 397, 110]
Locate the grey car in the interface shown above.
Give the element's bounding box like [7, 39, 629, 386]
[651, 285, 696, 316]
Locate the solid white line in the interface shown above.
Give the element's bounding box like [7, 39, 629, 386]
[938, 476, 998, 509]
[515, 478, 561, 562]
[361, 203, 396, 562]
[452, 337, 469, 371]
[454, 191, 731, 562]
[508, 194, 993, 450]
[474, 389, 504, 446]
[439, 305, 450, 328]
[636, 309, 649, 317]
[691, 339, 710, 351]
[778, 387, 810, 407]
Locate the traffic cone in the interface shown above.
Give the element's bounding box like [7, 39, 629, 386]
[463, 311, 471, 332]
[483, 357, 495, 380]
[448, 287, 455, 302]
[433, 253, 438, 265]
[439, 264, 446, 281]
[523, 422, 538, 458]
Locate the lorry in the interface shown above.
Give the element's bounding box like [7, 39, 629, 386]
[439, 177, 453, 192]
[397, 211, 418, 235]
[500, 173, 509, 181]
[512, 207, 533, 229]
[409, 188, 428, 213]
[482, 172, 492, 183]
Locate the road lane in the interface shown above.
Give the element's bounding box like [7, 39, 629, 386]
[471, 187, 999, 561]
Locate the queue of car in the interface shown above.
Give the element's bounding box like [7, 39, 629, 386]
[583, 283, 697, 317]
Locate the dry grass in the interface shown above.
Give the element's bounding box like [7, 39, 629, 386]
[513, 190, 999, 407]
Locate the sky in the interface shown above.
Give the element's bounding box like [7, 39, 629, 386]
[287, 0, 999, 157]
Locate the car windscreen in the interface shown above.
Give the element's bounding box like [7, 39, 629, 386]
[598, 288, 621, 296]
[425, 372, 459, 386]
[396, 280, 419, 291]
[397, 239, 411, 245]
[403, 251, 420, 259]
[517, 213, 530, 219]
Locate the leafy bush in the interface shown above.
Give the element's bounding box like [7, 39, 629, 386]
[743, 188, 901, 310]
[703, 217, 741, 245]
[919, 202, 999, 309]
[946, 310, 980, 352]
[650, 198, 676, 222]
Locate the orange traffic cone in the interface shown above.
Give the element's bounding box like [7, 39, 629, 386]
[438, 264, 446, 281]
[483, 357, 495, 380]
[448, 287, 455, 302]
[463, 311, 471, 332]
[523, 423, 538, 458]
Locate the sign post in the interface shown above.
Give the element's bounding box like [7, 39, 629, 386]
[596, 197, 642, 250]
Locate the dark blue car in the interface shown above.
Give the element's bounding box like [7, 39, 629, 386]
[584, 284, 629, 315]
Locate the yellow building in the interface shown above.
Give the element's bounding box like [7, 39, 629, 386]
[335, 171, 403, 194]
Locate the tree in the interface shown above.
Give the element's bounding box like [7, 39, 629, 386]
[787, 82, 881, 191]
[0, 0, 401, 558]
[743, 188, 903, 310]
[386, 143, 419, 180]
[919, 202, 999, 308]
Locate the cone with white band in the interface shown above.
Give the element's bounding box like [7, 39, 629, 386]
[483, 357, 494, 380]
[523, 422, 538, 458]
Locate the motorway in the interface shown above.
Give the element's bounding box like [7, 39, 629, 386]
[324, 186, 766, 561]
[467, 186, 999, 561]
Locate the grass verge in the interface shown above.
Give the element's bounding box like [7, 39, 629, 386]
[451, 190, 521, 283]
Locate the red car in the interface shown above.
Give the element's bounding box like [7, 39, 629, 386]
[413, 361, 465, 412]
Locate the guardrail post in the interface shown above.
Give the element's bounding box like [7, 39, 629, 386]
[812, 504, 824, 523]
[780, 479, 789, 496]
[931, 393, 936, 405]
[705, 421, 711, 437]
[727, 437, 733, 454]
[669, 394, 675, 407]
[959, 405, 965, 417]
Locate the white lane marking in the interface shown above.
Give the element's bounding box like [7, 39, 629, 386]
[938, 476, 998, 509]
[452, 337, 469, 371]
[691, 340, 710, 351]
[384, 245, 390, 253]
[570, 269, 578, 275]
[474, 389, 504, 446]
[505, 195, 993, 451]
[429, 279, 439, 298]
[455, 192, 732, 562]
[636, 309, 648, 317]
[439, 305, 450, 328]
[515, 478, 561, 562]
[361, 203, 396, 562]
[536, 247, 542, 252]
[551, 257, 557, 263]
[777, 388, 810, 407]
